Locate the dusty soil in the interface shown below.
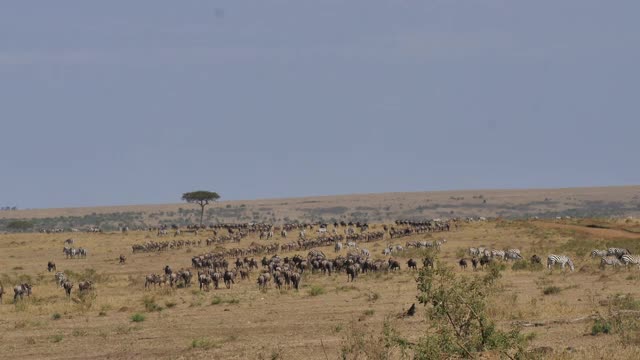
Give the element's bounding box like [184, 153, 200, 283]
[1, 220, 640, 359]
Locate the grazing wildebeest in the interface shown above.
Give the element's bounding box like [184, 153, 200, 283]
[290, 272, 301, 290]
[407, 259, 418, 270]
[388, 259, 400, 271]
[47, 261, 56, 272]
[480, 256, 492, 268]
[0, 284, 3, 303]
[471, 257, 479, 271]
[423, 257, 434, 269]
[224, 270, 236, 289]
[14, 283, 32, 301]
[239, 268, 250, 280]
[63, 281, 73, 297]
[78, 281, 93, 293]
[257, 273, 270, 290]
[64, 238, 74, 245]
[119, 255, 126, 264]
[530, 255, 542, 264]
[198, 273, 212, 291]
[346, 265, 358, 282]
[164, 265, 172, 276]
[459, 258, 468, 270]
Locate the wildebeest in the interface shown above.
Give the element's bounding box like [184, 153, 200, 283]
[0, 284, 3, 303]
[239, 268, 250, 280]
[471, 257, 479, 271]
[224, 270, 236, 289]
[257, 273, 271, 290]
[407, 259, 417, 270]
[47, 261, 56, 272]
[346, 265, 358, 282]
[63, 281, 73, 297]
[290, 272, 301, 290]
[531, 255, 542, 264]
[480, 256, 492, 268]
[14, 283, 32, 301]
[78, 281, 93, 293]
[198, 272, 212, 291]
[423, 257, 434, 269]
[119, 255, 126, 264]
[459, 258, 468, 270]
[388, 259, 400, 271]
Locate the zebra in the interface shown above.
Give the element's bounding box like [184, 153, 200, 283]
[77, 248, 87, 257]
[54, 272, 67, 287]
[607, 248, 630, 258]
[13, 283, 32, 301]
[591, 249, 608, 258]
[600, 256, 622, 269]
[505, 249, 523, 261]
[78, 281, 93, 292]
[360, 248, 370, 257]
[620, 254, 640, 269]
[334, 242, 343, 252]
[547, 255, 575, 271]
[468, 247, 479, 256]
[491, 250, 506, 260]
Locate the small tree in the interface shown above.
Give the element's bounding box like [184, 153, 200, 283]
[181, 191, 220, 226]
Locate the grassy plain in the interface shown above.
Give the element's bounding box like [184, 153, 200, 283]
[1, 219, 640, 359]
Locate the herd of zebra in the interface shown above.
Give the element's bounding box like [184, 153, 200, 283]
[62, 238, 88, 259]
[591, 248, 640, 269]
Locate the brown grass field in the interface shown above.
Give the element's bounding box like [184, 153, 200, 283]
[2, 186, 640, 227]
[2, 217, 640, 359]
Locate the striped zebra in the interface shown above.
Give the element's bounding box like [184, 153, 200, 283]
[620, 254, 640, 269]
[547, 255, 575, 271]
[505, 249, 522, 260]
[600, 256, 622, 269]
[591, 249, 608, 258]
[468, 247, 479, 256]
[491, 250, 506, 260]
[607, 248, 630, 258]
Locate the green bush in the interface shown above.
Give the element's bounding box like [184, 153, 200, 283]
[142, 296, 163, 312]
[51, 313, 61, 320]
[592, 319, 612, 335]
[191, 338, 221, 349]
[308, 285, 325, 297]
[131, 313, 146, 322]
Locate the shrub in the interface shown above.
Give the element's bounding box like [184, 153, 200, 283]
[142, 295, 163, 312]
[52, 313, 61, 320]
[165, 301, 177, 309]
[131, 313, 146, 322]
[413, 257, 531, 358]
[50, 334, 64, 343]
[543, 286, 561, 295]
[308, 285, 325, 297]
[592, 319, 612, 335]
[191, 338, 221, 349]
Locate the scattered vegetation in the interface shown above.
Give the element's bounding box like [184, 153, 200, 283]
[308, 285, 325, 297]
[131, 313, 146, 323]
[543, 286, 562, 295]
[190, 338, 222, 350]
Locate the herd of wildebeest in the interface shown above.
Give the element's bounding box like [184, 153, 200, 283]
[2, 217, 640, 304]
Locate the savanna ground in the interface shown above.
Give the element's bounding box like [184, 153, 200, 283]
[2, 219, 640, 359]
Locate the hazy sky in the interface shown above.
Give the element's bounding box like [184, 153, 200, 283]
[1, 1, 639, 209]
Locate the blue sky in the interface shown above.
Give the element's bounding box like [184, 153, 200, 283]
[1, 1, 638, 208]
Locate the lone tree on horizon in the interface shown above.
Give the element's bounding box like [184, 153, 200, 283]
[181, 191, 220, 226]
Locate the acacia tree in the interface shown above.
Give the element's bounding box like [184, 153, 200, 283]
[181, 191, 220, 226]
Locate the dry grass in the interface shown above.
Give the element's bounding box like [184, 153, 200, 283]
[0, 219, 640, 358]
